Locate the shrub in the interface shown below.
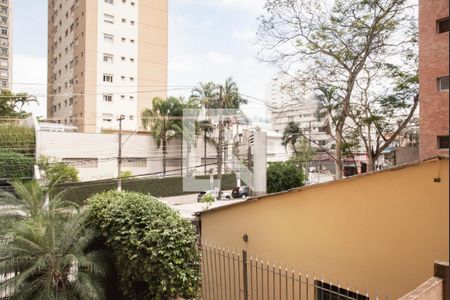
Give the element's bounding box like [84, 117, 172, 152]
[267, 161, 305, 193]
[47, 162, 79, 184]
[200, 193, 215, 205]
[56, 173, 237, 205]
[87, 191, 201, 299]
[0, 124, 35, 156]
[120, 170, 132, 178]
[0, 150, 34, 179]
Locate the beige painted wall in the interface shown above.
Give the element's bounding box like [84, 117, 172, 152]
[137, 0, 168, 126]
[200, 158, 449, 299]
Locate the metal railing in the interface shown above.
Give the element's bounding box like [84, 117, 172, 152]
[200, 243, 375, 300]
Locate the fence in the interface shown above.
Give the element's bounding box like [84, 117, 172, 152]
[200, 243, 374, 300]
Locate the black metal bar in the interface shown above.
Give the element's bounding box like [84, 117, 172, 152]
[279, 267, 282, 300]
[233, 252, 237, 300]
[250, 257, 253, 300]
[202, 245, 211, 299]
[243, 250, 249, 300]
[286, 269, 288, 300]
[292, 270, 295, 300]
[299, 273, 302, 300]
[266, 262, 269, 300]
[306, 275, 309, 300]
[256, 259, 259, 300]
[213, 247, 219, 300]
[223, 248, 227, 300]
[272, 265, 275, 300]
[238, 252, 242, 300]
[219, 249, 224, 300]
[261, 260, 264, 300]
[228, 250, 232, 300]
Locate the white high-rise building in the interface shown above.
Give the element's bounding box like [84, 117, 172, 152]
[47, 0, 168, 132]
[266, 73, 331, 149]
[0, 0, 12, 90]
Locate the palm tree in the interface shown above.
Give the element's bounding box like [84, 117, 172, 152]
[220, 77, 247, 109]
[282, 121, 302, 154]
[199, 120, 215, 175]
[0, 210, 106, 299]
[190, 82, 218, 108]
[142, 97, 184, 175]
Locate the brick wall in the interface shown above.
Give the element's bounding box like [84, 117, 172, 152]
[419, 0, 449, 160]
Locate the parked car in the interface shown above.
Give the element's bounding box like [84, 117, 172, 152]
[197, 190, 231, 202]
[231, 186, 250, 199]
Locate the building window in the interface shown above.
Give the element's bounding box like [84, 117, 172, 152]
[103, 74, 113, 82]
[129, 96, 134, 101]
[315, 281, 368, 300]
[129, 115, 134, 120]
[438, 77, 449, 91]
[130, 77, 134, 82]
[166, 157, 182, 167]
[437, 17, 449, 34]
[102, 113, 113, 122]
[104, 33, 114, 43]
[130, 20, 135, 25]
[122, 157, 147, 168]
[104, 0, 114, 4]
[121, 56, 126, 61]
[130, 39, 135, 44]
[122, 18, 126, 23]
[121, 37, 126, 42]
[104, 14, 114, 24]
[438, 136, 449, 149]
[103, 94, 113, 102]
[63, 158, 99, 168]
[121, 76, 126, 81]
[103, 53, 113, 63]
[130, 58, 134, 62]
[121, 95, 125, 100]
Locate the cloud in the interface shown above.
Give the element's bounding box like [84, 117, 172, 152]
[205, 52, 234, 64]
[12, 53, 47, 117]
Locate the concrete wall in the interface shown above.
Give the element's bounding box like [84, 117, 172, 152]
[199, 158, 449, 299]
[419, 0, 449, 159]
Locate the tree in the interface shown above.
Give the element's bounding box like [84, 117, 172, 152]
[142, 97, 184, 175]
[257, 0, 416, 178]
[0, 179, 106, 299]
[282, 121, 302, 154]
[349, 59, 419, 171]
[190, 78, 247, 197]
[0, 209, 106, 299]
[0, 90, 37, 117]
[290, 137, 316, 169]
[267, 161, 305, 193]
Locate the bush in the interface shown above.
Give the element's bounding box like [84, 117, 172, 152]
[267, 161, 305, 193]
[200, 193, 215, 205]
[120, 170, 132, 178]
[0, 150, 34, 179]
[87, 191, 201, 299]
[56, 173, 237, 205]
[0, 124, 35, 156]
[47, 162, 79, 184]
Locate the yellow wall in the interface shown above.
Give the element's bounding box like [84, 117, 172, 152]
[200, 158, 449, 299]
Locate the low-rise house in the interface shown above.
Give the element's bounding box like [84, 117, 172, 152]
[197, 156, 449, 299]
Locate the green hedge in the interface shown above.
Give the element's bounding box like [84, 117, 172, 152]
[0, 124, 35, 156]
[0, 150, 34, 179]
[56, 173, 237, 205]
[87, 191, 200, 299]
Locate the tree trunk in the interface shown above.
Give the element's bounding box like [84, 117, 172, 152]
[335, 133, 343, 179]
[367, 152, 375, 172]
[204, 130, 207, 175]
[162, 139, 167, 175]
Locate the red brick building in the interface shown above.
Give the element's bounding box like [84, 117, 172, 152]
[419, 0, 449, 160]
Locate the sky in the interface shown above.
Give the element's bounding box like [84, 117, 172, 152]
[11, 0, 278, 119]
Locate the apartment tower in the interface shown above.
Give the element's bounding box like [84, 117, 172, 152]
[47, 0, 168, 132]
[0, 0, 12, 90]
[419, 0, 449, 159]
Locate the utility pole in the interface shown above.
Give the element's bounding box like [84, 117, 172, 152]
[308, 121, 312, 183]
[117, 115, 125, 192]
[217, 86, 224, 200]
